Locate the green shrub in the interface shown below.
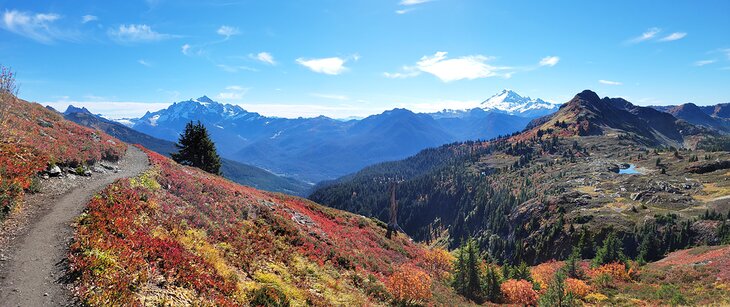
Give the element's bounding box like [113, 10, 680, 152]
[249, 285, 290, 307]
[655, 284, 687, 306]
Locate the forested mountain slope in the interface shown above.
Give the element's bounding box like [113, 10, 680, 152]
[311, 90, 730, 265]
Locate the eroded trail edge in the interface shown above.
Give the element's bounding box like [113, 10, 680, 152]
[0, 146, 149, 306]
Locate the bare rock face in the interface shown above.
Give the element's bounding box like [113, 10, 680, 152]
[686, 160, 730, 174]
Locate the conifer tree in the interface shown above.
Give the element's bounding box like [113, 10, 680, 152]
[592, 230, 626, 267]
[482, 263, 501, 303]
[172, 121, 222, 175]
[538, 271, 577, 307]
[510, 261, 532, 281]
[465, 240, 482, 301]
[453, 242, 468, 296]
[564, 247, 583, 279]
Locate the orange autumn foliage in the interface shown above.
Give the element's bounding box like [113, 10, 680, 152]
[588, 262, 631, 282]
[530, 260, 563, 291]
[500, 279, 538, 305]
[422, 248, 454, 280]
[386, 264, 432, 305]
[565, 278, 590, 298]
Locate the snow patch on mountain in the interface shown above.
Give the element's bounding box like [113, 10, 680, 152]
[480, 89, 559, 117]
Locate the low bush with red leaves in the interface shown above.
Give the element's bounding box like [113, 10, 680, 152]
[70, 148, 452, 305]
[0, 96, 125, 218]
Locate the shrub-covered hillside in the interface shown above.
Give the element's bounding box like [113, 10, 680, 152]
[0, 94, 126, 218]
[69, 148, 464, 306]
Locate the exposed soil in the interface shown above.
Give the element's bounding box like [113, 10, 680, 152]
[0, 147, 148, 306]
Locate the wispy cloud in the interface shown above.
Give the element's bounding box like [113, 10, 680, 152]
[181, 43, 191, 55]
[599, 79, 622, 85]
[297, 56, 353, 75]
[539, 56, 560, 67]
[384, 66, 421, 79]
[1, 10, 78, 44]
[81, 15, 98, 24]
[659, 32, 686, 42]
[627, 27, 661, 44]
[396, 0, 430, 14]
[400, 0, 431, 5]
[108, 24, 174, 43]
[216, 25, 239, 39]
[251, 52, 276, 65]
[216, 85, 248, 100]
[720, 48, 730, 60]
[694, 59, 716, 66]
[217, 64, 258, 73]
[137, 59, 152, 67]
[311, 93, 349, 101]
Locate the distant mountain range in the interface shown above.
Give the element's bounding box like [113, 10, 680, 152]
[123, 90, 544, 182]
[61, 106, 311, 196]
[652, 102, 730, 132]
[310, 89, 728, 264]
[530, 90, 711, 147]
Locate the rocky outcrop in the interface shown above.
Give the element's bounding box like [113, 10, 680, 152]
[686, 160, 730, 174]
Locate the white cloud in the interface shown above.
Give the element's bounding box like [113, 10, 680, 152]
[311, 93, 349, 101]
[217, 25, 239, 38]
[659, 32, 686, 42]
[694, 59, 716, 66]
[225, 85, 246, 91]
[539, 56, 560, 67]
[384, 66, 421, 79]
[181, 43, 191, 55]
[395, 9, 414, 14]
[217, 64, 258, 73]
[137, 59, 152, 67]
[108, 24, 173, 43]
[400, 0, 431, 5]
[81, 15, 98, 23]
[216, 85, 248, 101]
[1, 10, 74, 44]
[413, 52, 511, 82]
[251, 52, 276, 65]
[296, 57, 349, 75]
[599, 79, 622, 85]
[628, 27, 660, 44]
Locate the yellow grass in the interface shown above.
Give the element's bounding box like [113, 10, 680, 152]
[693, 183, 730, 202]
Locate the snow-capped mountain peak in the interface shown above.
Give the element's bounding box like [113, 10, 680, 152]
[480, 89, 558, 117]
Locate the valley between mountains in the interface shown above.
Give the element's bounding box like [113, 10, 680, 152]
[2, 88, 730, 306]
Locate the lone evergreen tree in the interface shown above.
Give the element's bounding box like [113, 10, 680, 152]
[172, 121, 222, 175]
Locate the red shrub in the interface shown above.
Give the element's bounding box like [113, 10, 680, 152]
[70, 147, 442, 305]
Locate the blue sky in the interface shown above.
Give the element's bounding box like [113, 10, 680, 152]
[1, 0, 729, 118]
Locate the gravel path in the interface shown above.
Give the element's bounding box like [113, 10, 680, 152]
[0, 146, 149, 306]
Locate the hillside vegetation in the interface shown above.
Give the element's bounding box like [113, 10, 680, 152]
[0, 95, 126, 219]
[69, 148, 465, 306]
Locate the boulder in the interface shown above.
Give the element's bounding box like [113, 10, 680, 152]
[47, 165, 62, 177]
